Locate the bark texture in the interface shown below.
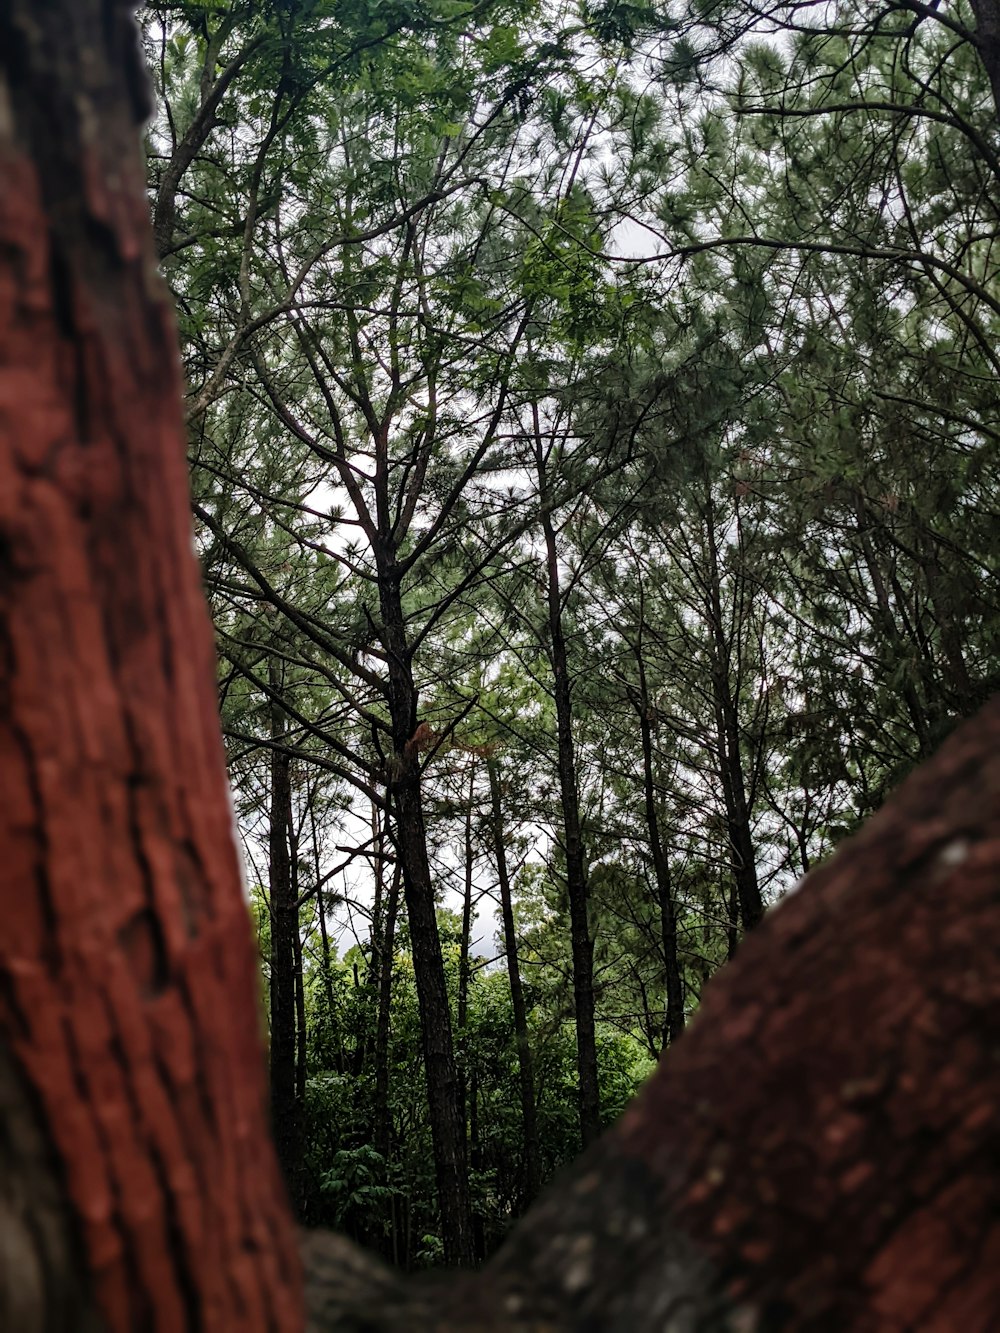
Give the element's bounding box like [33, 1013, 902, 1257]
[303, 694, 1000, 1331]
[0, 4, 301, 1329]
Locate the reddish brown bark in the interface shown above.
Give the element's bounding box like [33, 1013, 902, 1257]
[0, 4, 301, 1330]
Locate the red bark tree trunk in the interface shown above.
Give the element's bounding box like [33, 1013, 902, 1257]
[0, 4, 301, 1329]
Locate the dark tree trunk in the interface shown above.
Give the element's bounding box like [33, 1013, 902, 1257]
[294, 932, 308, 1104]
[487, 757, 542, 1208]
[367, 802, 387, 990]
[725, 878, 740, 961]
[713, 683, 764, 933]
[0, 5, 302, 1327]
[287, 811, 307, 1111]
[704, 491, 764, 933]
[457, 770, 474, 1122]
[632, 651, 685, 1049]
[311, 792, 338, 1052]
[854, 493, 931, 753]
[535, 422, 600, 1149]
[269, 685, 304, 1213]
[378, 566, 472, 1268]
[457, 764, 475, 1044]
[390, 777, 472, 1266]
[970, 0, 1000, 120]
[457, 768, 487, 1262]
[372, 863, 401, 1171]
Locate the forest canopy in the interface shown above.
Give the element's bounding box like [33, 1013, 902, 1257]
[141, 0, 1000, 1270]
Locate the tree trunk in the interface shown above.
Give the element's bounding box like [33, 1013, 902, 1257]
[372, 864, 401, 1171]
[469, 1067, 486, 1264]
[305, 694, 1000, 1332]
[854, 492, 931, 753]
[378, 568, 473, 1268]
[535, 423, 601, 1149]
[970, 0, 1000, 120]
[390, 776, 472, 1267]
[288, 811, 308, 1111]
[0, 5, 302, 1328]
[704, 491, 764, 932]
[487, 757, 541, 1208]
[367, 801, 387, 991]
[269, 683, 303, 1214]
[632, 651, 685, 1049]
[457, 762, 475, 1045]
[457, 763, 487, 1263]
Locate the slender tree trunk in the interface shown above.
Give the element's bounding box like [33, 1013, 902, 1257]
[487, 758, 542, 1207]
[704, 491, 764, 933]
[367, 800, 386, 990]
[288, 815, 308, 1112]
[535, 427, 601, 1148]
[371, 861, 401, 1261]
[854, 493, 930, 752]
[310, 796, 338, 1061]
[725, 879, 740, 961]
[457, 766, 483, 1257]
[268, 681, 303, 1213]
[391, 778, 472, 1265]
[354, 803, 388, 1084]
[373, 864, 401, 1167]
[713, 684, 764, 933]
[457, 763, 476, 1043]
[0, 6, 302, 1327]
[377, 566, 472, 1267]
[294, 937, 308, 1104]
[632, 652, 685, 1049]
[457, 764, 475, 1107]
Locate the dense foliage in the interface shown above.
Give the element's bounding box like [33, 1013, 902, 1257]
[143, 0, 1000, 1268]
